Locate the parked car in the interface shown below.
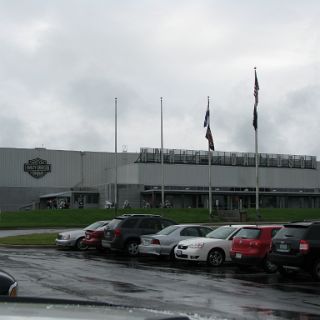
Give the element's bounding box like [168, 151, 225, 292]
[55, 220, 110, 250]
[0, 270, 17, 297]
[138, 224, 213, 259]
[83, 221, 110, 250]
[101, 214, 176, 256]
[174, 224, 251, 267]
[230, 225, 282, 273]
[269, 220, 320, 280]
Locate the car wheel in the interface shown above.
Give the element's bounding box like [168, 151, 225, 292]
[207, 248, 225, 267]
[76, 237, 88, 251]
[263, 258, 278, 273]
[126, 240, 139, 257]
[312, 259, 320, 281]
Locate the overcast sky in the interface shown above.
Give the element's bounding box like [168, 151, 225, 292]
[0, 1, 319, 157]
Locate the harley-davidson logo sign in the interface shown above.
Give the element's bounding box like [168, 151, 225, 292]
[24, 158, 51, 179]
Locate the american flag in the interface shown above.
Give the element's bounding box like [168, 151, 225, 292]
[253, 68, 259, 130]
[203, 100, 210, 127]
[205, 125, 214, 151]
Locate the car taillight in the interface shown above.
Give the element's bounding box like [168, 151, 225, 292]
[114, 228, 121, 237]
[151, 239, 160, 245]
[249, 241, 260, 247]
[299, 240, 309, 254]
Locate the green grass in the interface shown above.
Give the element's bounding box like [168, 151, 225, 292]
[0, 208, 217, 228]
[0, 233, 57, 245]
[0, 208, 319, 229]
[246, 208, 320, 222]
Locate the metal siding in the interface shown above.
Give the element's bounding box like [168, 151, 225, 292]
[1, 148, 320, 212]
[0, 148, 138, 188]
[138, 163, 319, 189]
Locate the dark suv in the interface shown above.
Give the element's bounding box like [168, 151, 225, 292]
[269, 221, 320, 280]
[101, 214, 176, 256]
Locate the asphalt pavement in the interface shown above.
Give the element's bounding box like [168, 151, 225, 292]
[0, 247, 319, 320]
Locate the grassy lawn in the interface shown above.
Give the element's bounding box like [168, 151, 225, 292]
[0, 233, 57, 245]
[0, 207, 319, 229]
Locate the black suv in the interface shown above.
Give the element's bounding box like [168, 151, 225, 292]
[269, 221, 320, 280]
[101, 214, 176, 256]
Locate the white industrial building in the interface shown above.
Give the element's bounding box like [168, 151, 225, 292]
[0, 147, 319, 212]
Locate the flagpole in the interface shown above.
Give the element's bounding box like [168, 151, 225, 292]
[208, 96, 212, 218]
[161, 97, 165, 208]
[253, 67, 260, 221]
[114, 97, 118, 216]
[255, 124, 259, 220]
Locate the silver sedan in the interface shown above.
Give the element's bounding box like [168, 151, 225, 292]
[138, 224, 213, 259]
[55, 220, 109, 250]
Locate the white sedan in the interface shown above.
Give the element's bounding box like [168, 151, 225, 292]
[174, 224, 251, 267]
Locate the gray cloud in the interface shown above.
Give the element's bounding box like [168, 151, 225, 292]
[0, 1, 319, 157]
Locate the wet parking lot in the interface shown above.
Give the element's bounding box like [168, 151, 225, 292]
[1, 247, 320, 320]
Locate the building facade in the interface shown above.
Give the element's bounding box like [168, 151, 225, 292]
[0, 147, 319, 211]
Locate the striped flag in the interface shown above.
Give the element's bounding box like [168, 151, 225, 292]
[203, 100, 209, 127]
[206, 125, 215, 151]
[253, 68, 259, 130]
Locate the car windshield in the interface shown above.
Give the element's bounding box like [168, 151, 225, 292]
[156, 225, 179, 235]
[206, 226, 237, 239]
[2, 2, 319, 320]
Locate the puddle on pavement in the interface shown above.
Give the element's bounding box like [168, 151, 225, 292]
[110, 281, 147, 293]
[242, 306, 320, 320]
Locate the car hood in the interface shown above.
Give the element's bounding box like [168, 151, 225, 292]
[0, 297, 190, 320]
[59, 230, 84, 237]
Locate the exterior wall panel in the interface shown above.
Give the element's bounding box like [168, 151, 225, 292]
[0, 147, 319, 211]
[138, 163, 319, 189]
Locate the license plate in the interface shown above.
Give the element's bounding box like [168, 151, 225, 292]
[176, 250, 182, 256]
[277, 243, 289, 252]
[235, 253, 242, 259]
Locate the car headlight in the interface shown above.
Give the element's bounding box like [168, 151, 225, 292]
[61, 234, 71, 240]
[188, 242, 204, 249]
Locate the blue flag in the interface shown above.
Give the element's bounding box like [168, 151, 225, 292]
[204, 101, 209, 127]
[206, 125, 214, 151]
[253, 69, 259, 130]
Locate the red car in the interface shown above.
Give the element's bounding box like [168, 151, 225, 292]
[230, 225, 282, 273]
[83, 222, 110, 250]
